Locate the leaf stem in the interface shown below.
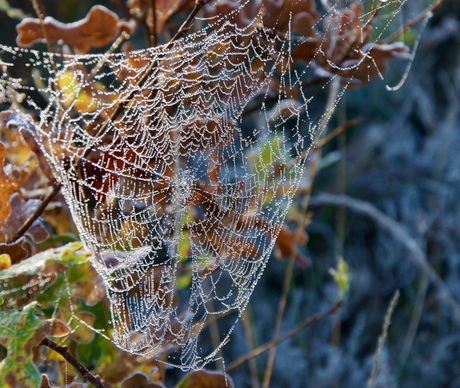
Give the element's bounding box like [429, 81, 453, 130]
[40, 337, 105, 388]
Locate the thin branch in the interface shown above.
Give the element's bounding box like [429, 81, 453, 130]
[40, 337, 105, 388]
[169, 0, 211, 44]
[384, 0, 445, 44]
[398, 272, 428, 372]
[150, 0, 157, 47]
[262, 254, 295, 388]
[309, 193, 460, 322]
[227, 299, 343, 372]
[312, 117, 361, 151]
[368, 290, 400, 388]
[241, 306, 261, 388]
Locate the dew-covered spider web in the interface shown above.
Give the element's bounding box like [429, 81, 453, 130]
[0, 0, 416, 370]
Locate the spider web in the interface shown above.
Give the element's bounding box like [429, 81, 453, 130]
[0, 0, 413, 370]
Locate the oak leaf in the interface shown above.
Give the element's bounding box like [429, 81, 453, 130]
[16, 5, 134, 53]
[176, 369, 234, 388]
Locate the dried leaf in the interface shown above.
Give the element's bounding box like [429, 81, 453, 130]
[99, 349, 166, 385]
[274, 226, 310, 266]
[176, 369, 234, 388]
[0, 238, 31, 264]
[40, 374, 52, 388]
[1, 193, 49, 244]
[0, 112, 33, 166]
[313, 3, 409, 86]
[38, 318, 70, 338]
[261, 0, 319, 36]
[0, 142, 19, 222]
[16, 5, 134, 53]
[121, 372, 165, 388]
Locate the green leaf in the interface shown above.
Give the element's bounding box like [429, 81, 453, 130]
[177, 272, 192, 289]
[248, 134, 288, 183]
[0, 303, 42, 387]
[329, 257, 351, 298]
[0, 303, 69, 387]
[0, 242, 89, 278]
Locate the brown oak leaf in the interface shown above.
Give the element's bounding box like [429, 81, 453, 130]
[16, 5, 135, 53]
[1, 193, 49, 245]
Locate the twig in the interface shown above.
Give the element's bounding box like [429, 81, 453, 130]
[150, 0, 157, 47]
[169, 0, 211, 44]
[384, 0, 445, 44]
[309, 193, 460, 322]
[368, 290, 400, 388]
[312, 117, 360, 151]
[227, 299, 343, 372]
[241, 306, 260, 388]
[40, 337, 105, 388]
[262, 254, 295, 388]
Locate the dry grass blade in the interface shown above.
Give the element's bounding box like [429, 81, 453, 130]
[368, 290, 400, 388]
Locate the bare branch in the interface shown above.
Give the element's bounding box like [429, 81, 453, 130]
[40, 337, 105, 388]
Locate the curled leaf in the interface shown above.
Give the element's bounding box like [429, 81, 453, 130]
[121, 372, 165, 388]
[16, 5, 134, 53]
[0, 238, 31, 264]
[38, 318, 70, 338]
[1, 193, 49, 244]
[176, 369, 234, 388]
[274, 226, 310, 266]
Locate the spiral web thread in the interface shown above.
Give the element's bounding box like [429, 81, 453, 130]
[0, 0, 411, 369]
